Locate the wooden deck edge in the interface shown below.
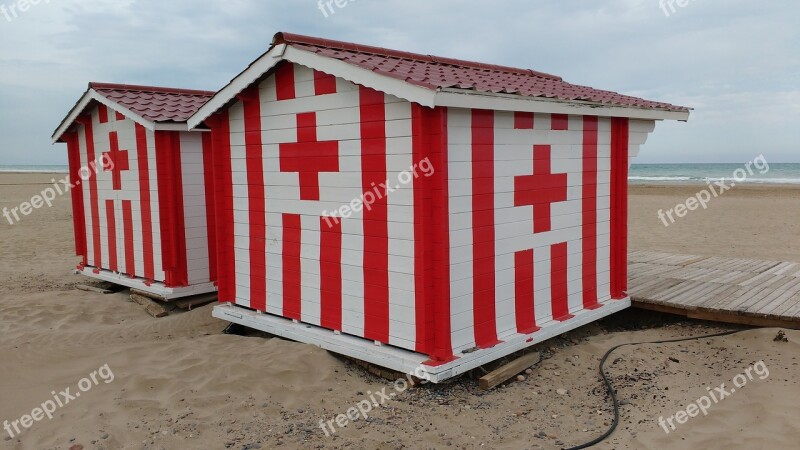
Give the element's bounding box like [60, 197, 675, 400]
[632, 300, 800, 330]
[630, 296, 697, 311]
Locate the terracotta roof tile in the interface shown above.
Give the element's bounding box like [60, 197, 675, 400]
[89, 83, 215, 122]
[275, 32, 689, 112]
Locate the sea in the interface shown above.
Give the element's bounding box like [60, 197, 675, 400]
[629, 163, 800, 185]
[2, 164, 800, 184]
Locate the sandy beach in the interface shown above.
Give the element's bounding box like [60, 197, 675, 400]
[630, 183, 800, 263]
[1, 173, 798, 450]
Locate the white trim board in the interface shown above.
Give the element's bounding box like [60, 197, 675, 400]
[187, 44, 287, 130]
[77, 266, 217, 300]
[283, 46, 437, 108]
[212, 298, 631, 383]
[52, 89, 201, 144]
[436, 90, 691, 121]
[53, 90, 150, 143]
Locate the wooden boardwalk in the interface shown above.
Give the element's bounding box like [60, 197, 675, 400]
[629, 251, 800, 329]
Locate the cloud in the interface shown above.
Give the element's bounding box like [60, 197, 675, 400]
[0, 0, 797, 164]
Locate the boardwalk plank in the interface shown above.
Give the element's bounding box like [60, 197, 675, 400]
[656, 281, 707, 305]
[766, 262, 798, 276]
[684, 282, 730, 307]
[632, 278, 683, 297]
[745, 289, 791, 314]
[686, 285, 727, 308]
[629, 251, 800, 328]
[753, 289, 798, 317]
[727, 288, 775, 312]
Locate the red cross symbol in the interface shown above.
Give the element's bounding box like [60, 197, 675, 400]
[514, 145, 568, 233]
[102, 131, 130, 191]
[280, 112, 339, 201]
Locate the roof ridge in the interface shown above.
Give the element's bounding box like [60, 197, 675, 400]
[273, 32, 563, 81]
[89, 82, 215, 97]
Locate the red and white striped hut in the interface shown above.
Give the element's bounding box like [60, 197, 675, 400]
[53, 83, 218, 299]
[190, 32, 690, 381]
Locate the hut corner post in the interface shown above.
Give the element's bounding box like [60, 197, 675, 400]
[415, 105, 457, 367]
[610, 118, 630, 299]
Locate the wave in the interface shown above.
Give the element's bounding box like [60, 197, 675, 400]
[742, 178, 800, 184]
[629, 176, 700, 181]
[629, 176, 800, 184]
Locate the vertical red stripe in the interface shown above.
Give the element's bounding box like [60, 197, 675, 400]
[551, 114, 569, 131]
[155, 132, 188, 287]
[320, 217, 342, 331]
[240, 87, 267, 311]
[582, 116, 601, 309]
[514, 112, 534, 129]
[65, 133, 87, 264]
[610, 118, 629, 299]
[78, 115, 102, 268]
[122, 200, 135, 277]
[419, 107, 454, 364]
[170, 135, 188, 286]
[201, 132, 218, 282]
[514, 249, 540, 334]
[134, 124, 154, 280]
[432, 108, 454, 362]
[282, 213, 302, 320]
[105, 200, 117, 272]
[313, 70, 337, 95]
[154, 133, 174, 286]
[275, 62, 296, 101]
[115, 111, 125, 121]
[98, 105, 109, 124]
[551, 242, 573, 321]
[359, 86, 390, 343]
[472, 109, 500, 348]
[411, 105, 429, 353]
[208, 112, 236, 302]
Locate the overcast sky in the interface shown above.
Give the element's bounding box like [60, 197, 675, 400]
[0, 0, 797, 165]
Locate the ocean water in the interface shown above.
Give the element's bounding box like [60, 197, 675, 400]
[629, 163, 800, 185]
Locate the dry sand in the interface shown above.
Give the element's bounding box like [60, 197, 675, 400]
[1, 174, 798, 450]
[630, 183, 800, 263]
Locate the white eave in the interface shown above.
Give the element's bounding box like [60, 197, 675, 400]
[435, 89, 691, 122]
[187, 45, 690, 130]
[52, 88, 191, 143]
[188, 44, 438, 129]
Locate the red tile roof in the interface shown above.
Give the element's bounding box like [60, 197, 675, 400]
[275, 32, 689, 113]
[90, 82, 215, 122]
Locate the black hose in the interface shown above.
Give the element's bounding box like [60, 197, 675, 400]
[564, 328, 751, 450]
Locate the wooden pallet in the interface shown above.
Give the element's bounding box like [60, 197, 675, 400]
[628, 251, 800, 329]
[128, 290, 218, 318]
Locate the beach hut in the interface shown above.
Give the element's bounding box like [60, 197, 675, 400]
[190, 32, 690, 382]
[52, 83, 218, 299]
